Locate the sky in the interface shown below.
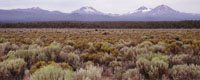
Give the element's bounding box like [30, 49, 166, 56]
[0, 0, 200, 14]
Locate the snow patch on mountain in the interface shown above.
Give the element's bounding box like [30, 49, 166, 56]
[82, 7, 96, 13]
[72, 6, 103, 15]
[13, 7, 43, 12]
[149, 5, 179, 15]
[127, 6, 152, 14]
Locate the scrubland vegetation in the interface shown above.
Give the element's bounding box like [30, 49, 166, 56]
[0, 29, 200, 80]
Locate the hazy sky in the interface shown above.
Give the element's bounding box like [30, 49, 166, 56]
[0, 0, 200, 14]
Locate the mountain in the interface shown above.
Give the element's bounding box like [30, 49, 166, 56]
[127, 6, 152, 14]
[12, 7, 46, 12]
[123, 5, 200, 21]
[72, 6, 103, 15]
[0, 5, 200, 22]
[0, 7, 72, 22]
[149, 5, 178, 15]
[11, 7, 65, 14]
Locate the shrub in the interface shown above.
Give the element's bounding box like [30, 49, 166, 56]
[80, 51, 107, 63]
[59, 52, 80, 68]
[46, 41, 62, 53]
[62, 45, 74, 53]
[74, 40, 89, 51]
[115, 41, 126, 49]
[21, 44, 29, 49]
[110, 48, 121, 56]
[76, 64, 103, 80]
[119, 46, 129, 55]
[134, 47, 149, 55]
[0, 58, 27, 76]
[120, 46, 136, 60]
[23, 69, 31, 80]
[83, 61, 94, 67]
[11, 44, 19, 50]
[92, 52, 106, 62]
[170, 64, 200, 80]
[81, 42, 119, 63]
[0, 37, 7, 43]
[66, 52, 80, 68]
[122, 68, 144, 80]
[36, 52, 48, 62]
[60, 62, 73, 70]
[9, 44, 44, 65]
[80, 52, 90, 60]
[136, 53, 169, 79]
[113, 66, 124, 80]
[32, 39, 44, 46]
[102, 32, 110, 35]
[85, 45, 96, 54]
[94, 42, 120, 56]
[151, 42, 166, 54]
[13, 49, 29, 60]
[125, 41, 137, 47]
[64, 40, 75, 46]
[12, 49, 37, 65]
[182, 39, 193, 44]
[134, 41, 154, 55]
[30, 65, 75, 80]
[123, 61, 136, 69]
[192, 40, 200, 55]
[167, 33, 179, 40]
[136, 41, 153, 48]
[99, 42, 114, 52]
[169, 54, 188, 66]
[0, 42, 11, 56]
[0, 57, 2, 62]
[99, 53, 114, 64]
[109, 60, 122, 67]
[22, 38, 32, 44]
[44, 41, 62, 61]
[167, 41, 182, 54]
[182, 44, 193, 54]
[188, 56, 200, 65]
[30, 61, 46, 73]
[59, 51, 68, 61]
[30, 61, 73, 73]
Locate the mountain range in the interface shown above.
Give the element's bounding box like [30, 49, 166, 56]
[0, 5, 200, 22]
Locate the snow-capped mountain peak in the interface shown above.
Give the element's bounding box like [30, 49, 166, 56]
[12, 7, 45, 12]
[150, 5, 178, 14]
[137, 6, 152, 13]
[154, 5, 173, 11]
[72, 6, 103, 15]
[137, 6, 148, 10]
[29, 7, 42, 10]
[80, 6, 96, 12]
[127, 6, 151, 14]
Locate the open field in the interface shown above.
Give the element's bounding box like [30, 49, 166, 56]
[0, 29, 200, 80]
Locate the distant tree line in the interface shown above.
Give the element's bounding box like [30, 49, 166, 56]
[0, 20, 200, 29]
